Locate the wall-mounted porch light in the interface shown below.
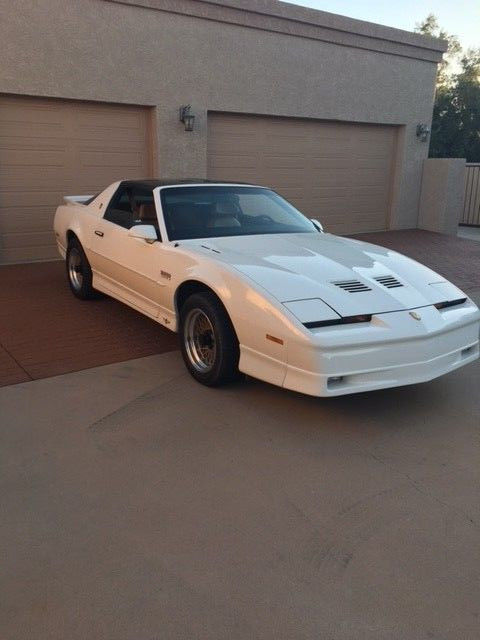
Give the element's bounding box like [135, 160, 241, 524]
[416, 123, 430, 142]
[179, 105, 195, 132]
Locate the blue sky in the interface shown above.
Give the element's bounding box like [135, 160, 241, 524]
[284, 0, 479, 49]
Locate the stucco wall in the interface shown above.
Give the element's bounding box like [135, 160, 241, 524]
[418, 159, 466, 235]
[0, 0, 444, 229]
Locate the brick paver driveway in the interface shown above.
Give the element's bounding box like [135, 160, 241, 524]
[1, 230, 479, 387]
[0, 262, 177, 387]
[354, 229, 480, 293]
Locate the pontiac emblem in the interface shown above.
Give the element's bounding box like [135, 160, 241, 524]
[409, 311, 421, 321]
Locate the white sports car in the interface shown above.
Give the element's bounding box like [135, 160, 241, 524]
[54, 179, 480, 396]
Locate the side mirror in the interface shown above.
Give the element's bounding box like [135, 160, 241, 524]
[128, 224, 157, 244]
[311, 219, 324, 233]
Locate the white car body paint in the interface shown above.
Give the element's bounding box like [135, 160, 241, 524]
[54, 182, 480, 397]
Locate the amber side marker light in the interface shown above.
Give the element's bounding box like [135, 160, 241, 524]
[266, 334, 284, 345]
[434, 298, 467, 310]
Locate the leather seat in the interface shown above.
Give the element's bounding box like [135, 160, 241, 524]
[207, 214, 241, 228]
[169, 203, 204, 231]
[207, 200, 241, 228]
[137, 203, 157, 224]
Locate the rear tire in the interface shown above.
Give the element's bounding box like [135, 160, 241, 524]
[66, 238, 96, 300]
[180, 292, 241, 386]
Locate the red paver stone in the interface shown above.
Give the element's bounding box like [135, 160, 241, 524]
[0, 261, 178, 387]
[351, 230, 480, 293]
[0, 344, 31, 387]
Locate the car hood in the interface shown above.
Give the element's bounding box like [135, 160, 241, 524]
[184, 233, 464, 317]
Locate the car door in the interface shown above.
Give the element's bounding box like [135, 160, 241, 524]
[89, 185, 167, 318]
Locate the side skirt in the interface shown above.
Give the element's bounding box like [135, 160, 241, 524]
[92, 271, 177, 332]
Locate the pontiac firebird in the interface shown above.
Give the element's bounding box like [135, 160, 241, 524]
[53, 179, 480, 397]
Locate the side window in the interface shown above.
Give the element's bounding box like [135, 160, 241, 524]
[104, 186, 157, 230]
[104, 187, 136, 229]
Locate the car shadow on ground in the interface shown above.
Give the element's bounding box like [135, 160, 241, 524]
[230, 373, 461, 433]
[88, 347, 477, 445]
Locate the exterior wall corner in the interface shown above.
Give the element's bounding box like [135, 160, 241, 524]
[418, 158, 466, 235]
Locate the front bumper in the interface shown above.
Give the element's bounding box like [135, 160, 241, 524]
[282, 302, 480, 397]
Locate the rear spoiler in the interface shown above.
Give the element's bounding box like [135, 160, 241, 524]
[63, 195, 94, 206]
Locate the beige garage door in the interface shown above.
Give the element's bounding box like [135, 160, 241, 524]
[0, 95, 152, 264]
[208, 113, 397, 234]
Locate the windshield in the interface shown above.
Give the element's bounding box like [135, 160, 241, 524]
[160, 186, 316, 240]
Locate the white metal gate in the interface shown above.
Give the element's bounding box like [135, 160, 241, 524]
[461, 163, 480, 226]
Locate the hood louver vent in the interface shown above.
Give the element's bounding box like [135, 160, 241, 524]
[333, 280, 371, 293]
[374, 275, 403, 289]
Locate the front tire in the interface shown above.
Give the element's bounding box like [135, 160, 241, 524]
[66, 238, 96, 300]
[180, 292, 240, 386]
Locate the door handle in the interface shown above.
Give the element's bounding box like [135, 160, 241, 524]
[94, 230, 104, 237]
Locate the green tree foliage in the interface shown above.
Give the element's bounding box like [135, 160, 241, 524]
[415, 15, 480, 162]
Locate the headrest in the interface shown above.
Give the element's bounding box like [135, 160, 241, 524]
[168, 203, 203, 230]
[214, 200, 238, 216]
[208, 215, 241, 228]
[138, 203, 157, 223]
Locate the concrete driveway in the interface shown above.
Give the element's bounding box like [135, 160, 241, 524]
[1, 292, 479, 639]
[1, 231, 480, 639]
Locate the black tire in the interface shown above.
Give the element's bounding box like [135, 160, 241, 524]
[66, 237, 96, 300]
[179, 291, 241, 386]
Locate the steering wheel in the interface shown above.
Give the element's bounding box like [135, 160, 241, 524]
[254, 214, 275, 224]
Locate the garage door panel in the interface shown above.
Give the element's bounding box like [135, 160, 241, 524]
[0, 166, 70, 190]
[354, 176, 391, 190]
[356, 140, 394, 156]
[2, 148, 67, 167]
[0, 136, 68, 152]
[0, 123, 67, 140]
[78, 150, 145, 169]
[357, 157, 390, 170]
[0, 96, 151, 264]
[357, 127, 394, 141]
[0, 232, 58, 264]
[310, 156, 353, 169]
[0, 245, 58, 264]
[311, 141, 353, 156]
[310, 189, 352, 201]
[263, 155, 309, 169]
[208, 140, 262, 156]
[75, 108, 142, 126]
[1, 208, 60, 233]
[262, 166, 306, 178]
[278, 189, 308, 201]
[0, 136, 68, 151]
[1, 229, 54, 250]
[0, 100, 64, 124]
[74, 127, 147, 146]
[207, 148, 255, 161]
[267, 137, 312, 151]
[312, 174, 352, 189]
[75, 167, 146, 188]
[72, 175, 122, 191]
[0, 191, 63, 208]
[208, 155, 257, 170]
[74, 113, 147, 138]
[208, 113, 396, 234]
